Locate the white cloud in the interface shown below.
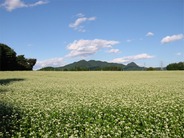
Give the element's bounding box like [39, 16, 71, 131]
[67, 39, 119, 57]
[110, 58, 129, 63]
[126, 39, 132, 43]
[110, 53, 154, 63]
[88, 17, 96, 21]
[176, 52, 182, 56]
[1, 0, 25, 11]
[107, 49, 121, 53]
[69, 15, 96, 32]
[161, 34, 184, 44]
[69, 17, 87, 28]
[28, 1, 48, 7]
[146, 32, 154, 36]
[76, 13, 85, 17]
[0, 0, 48, 11]
[35, 57, 65, 69]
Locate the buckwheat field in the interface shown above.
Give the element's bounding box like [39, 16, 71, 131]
[0, 71, 184, 137]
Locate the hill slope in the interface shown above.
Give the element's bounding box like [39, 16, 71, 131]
[58, 60, 125, 71]
[39, 60, 145, 71]
[124, 62, 144, 71]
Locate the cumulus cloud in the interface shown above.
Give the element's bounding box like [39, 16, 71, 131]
[0, 0, 48, 11]
[146, 32, 154, 36]
[35, 57, 64, 69]
[69, 14, 96, 32]
[67, 39, 119, 57]
[161, 34, 184, 44]
[110, 53, 154, 63]
[107, 49, 121, 53]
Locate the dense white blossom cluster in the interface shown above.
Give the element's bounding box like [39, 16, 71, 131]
[0, 71, 184, 137]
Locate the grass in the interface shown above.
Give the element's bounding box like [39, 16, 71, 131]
[0, 71, 184, 137]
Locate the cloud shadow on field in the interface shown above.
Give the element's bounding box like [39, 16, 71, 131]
[0, 78, 25, 136]
[0, 78, 25, 85]
[0, 102, 23, 137]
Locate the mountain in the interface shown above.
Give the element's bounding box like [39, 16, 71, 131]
[124, 62, 144, 71]
[57, 60, 125, 71]
[39, 60, 145, 71]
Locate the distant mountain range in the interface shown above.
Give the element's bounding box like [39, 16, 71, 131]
[39, 60, 145, 71]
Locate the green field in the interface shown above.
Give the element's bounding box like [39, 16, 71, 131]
[0, 71, 184, 137]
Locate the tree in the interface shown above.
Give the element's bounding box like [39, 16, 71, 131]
[146, 67, 156, 71]
[0, 43, 37, 71]
[166, 62, 184, 70]
[0, 44, 17, 71]
[27, 59, 37, 70]
[16, 55, 27, 70]
[177, 62, 184, 70]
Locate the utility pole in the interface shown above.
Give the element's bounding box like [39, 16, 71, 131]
[144, 62, 146, 71]
[160, 61, 163, 71]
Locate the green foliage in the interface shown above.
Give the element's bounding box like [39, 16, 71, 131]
[0, 102, 22, 137]
[59, 60, 125, 71]
[16, 55, 36, 70]
[166, 62, 184, 70]
[0, 43, 17, 70]
[146, 67, 156, 71]
[0, 43, 36, 71]
[123, 62, 144, 71]
[39, 67, 56, 71]
[0, 71, 184, 137]
[40, 60, 146, 71]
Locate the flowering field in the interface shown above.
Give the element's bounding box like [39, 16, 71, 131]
[0, 71, 184, 137]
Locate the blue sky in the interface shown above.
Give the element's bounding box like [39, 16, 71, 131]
[0, 0, 183, 69]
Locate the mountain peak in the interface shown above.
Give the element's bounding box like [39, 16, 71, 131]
[123, 62, 143, 71]
[39, 60, 144, 71]
[126, 62, 138, 67]
[77, 60, 87, 63]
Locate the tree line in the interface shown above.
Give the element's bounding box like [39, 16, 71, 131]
[64, 66, 122, 71]
[0, 43, 183, 71]
[0, 43, 36, 71]
[166, 62, 184, 70]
